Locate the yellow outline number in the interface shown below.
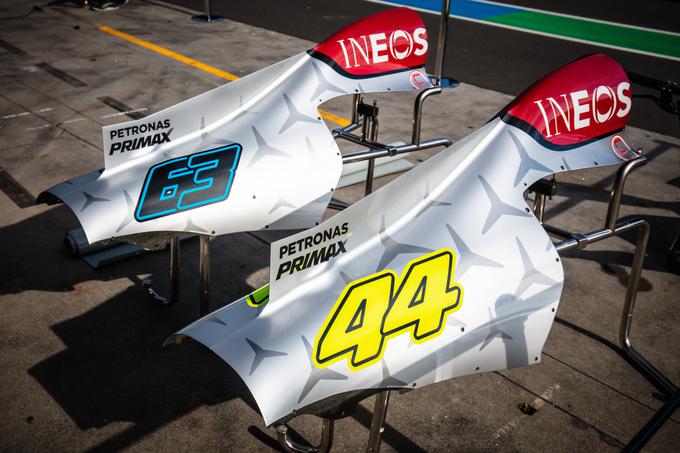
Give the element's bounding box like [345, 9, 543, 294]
[313, 249, 463, 372]
[383, 250, 462, 343]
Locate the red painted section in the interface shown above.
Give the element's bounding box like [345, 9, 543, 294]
[313, 8, 428, 77]
[501, 54, 632, 146]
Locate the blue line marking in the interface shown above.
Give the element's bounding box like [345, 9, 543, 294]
[376, 0, 519, 20]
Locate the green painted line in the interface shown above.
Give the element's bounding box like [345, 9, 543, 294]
[487, 10, 680, 60]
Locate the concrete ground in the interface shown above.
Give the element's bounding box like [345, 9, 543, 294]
[0, 1, 678, 452]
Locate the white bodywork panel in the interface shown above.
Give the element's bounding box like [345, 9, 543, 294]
[170, 116, 635, 426]
[42, 52, 427, 244]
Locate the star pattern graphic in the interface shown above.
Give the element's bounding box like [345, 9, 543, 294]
[509, 130, 552, 187]
[305, 137, 315, 157]
[268, 194, 296, 215]
[445, 224, 502, 277]
[248, 126, 288, 167]
[236, 95, 260, 116]
[245, 338, 287, 376]
[310, 62, 345, 101]
[339, 271, 353, 285]
[479, 308, 514, 351]
[207, 316, 227, 326]
[298, 336, 347, 403]
[305, 136, 327, 164]
[415, 181, 451, 218]
[196, 117, 233, 149]
[185, 217, 208, 233]
[380, 360, 407, 387]
[81, 191, 109, 212]
[446, 315, 467, 329]
[115, 190, 134, 233]
[279, 94, 318, 134]
[376, 215, 433, 271]
[478, 175, 532, 234]
[561, 157, 571, 171]
[515, 237, 558, 298]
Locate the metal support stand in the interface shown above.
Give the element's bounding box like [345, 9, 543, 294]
[533, 192, 546, 223]
[199, 235, 211, 316]
[191, 0, 224, 22]
[545, 156, 678, 450]
[622, 388, 680, 453]
[366, 391, 391, 453]
[412, 87, 442, 145]
[333, 97, 452, 191]
[143, 235, 211, 317]
[276, 418, 335, 453]
[360, 102, 380, 196]
[143, 236, 180, 307]
[275, 390, 394, 453]
[431, 0, 458, 88]
[351, 94, 361, 124]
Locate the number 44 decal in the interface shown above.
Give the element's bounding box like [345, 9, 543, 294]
[313, 248, 464, 372]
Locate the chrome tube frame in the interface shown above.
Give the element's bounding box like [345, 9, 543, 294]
[276, 418, 335, 453]
[191, 0, 224, 22]
[143, 236, 180, 307]
[143, 235, 212, 317]
[533, 192, 546, 223]
[412, 87, 442, 145]
[546, 156, 677, 449]
[366, 391, 391, 453]
[199, 235, 210, 316]
[363, 113, 380, 195]
[433, 0, 451, 84]
[622, 389, 680, 453]
[274, 390, 395, 453]
[341, 138, 453, 165]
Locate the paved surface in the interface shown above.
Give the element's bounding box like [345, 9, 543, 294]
[0, 1, 678, 452]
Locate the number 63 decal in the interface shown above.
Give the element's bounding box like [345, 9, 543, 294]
[313, 248, 464, 371]
[135, 144, 241, 222]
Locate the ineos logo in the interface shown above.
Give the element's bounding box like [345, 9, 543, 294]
[336, 27, 428, 69]
[534, 82, 632, 138]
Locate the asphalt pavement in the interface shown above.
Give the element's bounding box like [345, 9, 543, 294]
[0, 0, 678, 451]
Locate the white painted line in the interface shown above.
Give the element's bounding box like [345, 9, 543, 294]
[26, 124, 51, 131]
[1, 107, 53, 120]
[100, 107, 148, 119]
[62, 117, 87, 124]
[492, 383, 561, 440]
[1, 112, 31, 119]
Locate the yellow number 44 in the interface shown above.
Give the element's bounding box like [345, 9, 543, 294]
[313, 248, 464, 372]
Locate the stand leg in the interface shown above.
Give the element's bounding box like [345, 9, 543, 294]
[143, 236, 180, 307]
[191, 0, 224, 22]
[623, 388, 680, 452]
[618, 222, 677, 395]
[276, 418, 335, 453]
[199, 235, 210, 316]
[366, 390, 391, 453]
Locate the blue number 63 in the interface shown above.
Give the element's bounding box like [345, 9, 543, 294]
[135, 144, 242, 222]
